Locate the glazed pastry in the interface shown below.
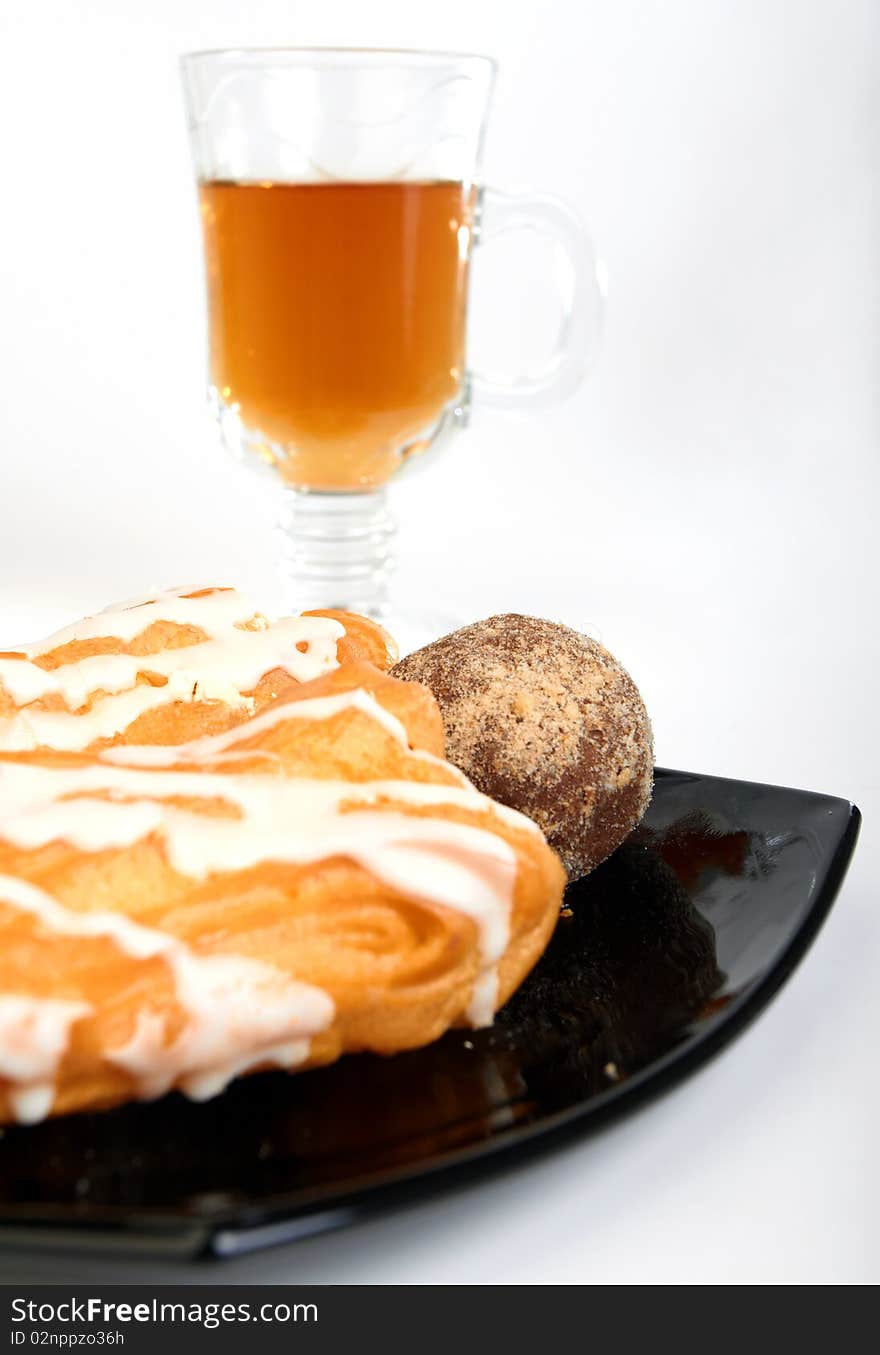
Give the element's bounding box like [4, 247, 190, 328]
[0, 661, 564, 1124]
[393, 615, 653, 881]
[0, 586, 396, 753]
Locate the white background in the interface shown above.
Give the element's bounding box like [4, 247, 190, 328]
[0, 0, 877, 1284]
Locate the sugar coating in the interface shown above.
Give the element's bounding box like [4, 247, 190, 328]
[393, 614, 654, 881]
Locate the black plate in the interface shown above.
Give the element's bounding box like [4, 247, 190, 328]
[0, 768, 860, 1260]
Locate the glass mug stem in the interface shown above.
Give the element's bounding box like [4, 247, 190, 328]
[276, 488, 396, 619]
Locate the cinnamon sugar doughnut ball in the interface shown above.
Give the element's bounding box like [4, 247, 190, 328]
[392, 615, 653, 882]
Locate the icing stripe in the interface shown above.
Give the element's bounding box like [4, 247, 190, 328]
[0, 760, 519, 1038]
[20, 586, 259, 657]
[0, 586, 344, 753]
[98, 688, 411, 766]
[0, 993, 91, 1083]
[0, 993, 91, 1125]
[0, 614, 343, 710]
[0, 875, 334, 1117]
[98, 686, 537, 837]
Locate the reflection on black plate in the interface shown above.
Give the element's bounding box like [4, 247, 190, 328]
[0, 769, 860, 1259]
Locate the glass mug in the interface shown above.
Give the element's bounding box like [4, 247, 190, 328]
[181, 49, 603, 618]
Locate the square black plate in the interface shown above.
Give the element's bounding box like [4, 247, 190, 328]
[0, 768, 860, 1260]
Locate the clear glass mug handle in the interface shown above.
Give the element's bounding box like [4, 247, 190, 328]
[470, 186, 605, 407]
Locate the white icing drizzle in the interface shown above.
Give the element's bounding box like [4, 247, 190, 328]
[0, 875, 334, 1118]
[0, 992, 91, 1124]
[9, 1084, 56, 1125]
[0, 760, 516, 939]
[108, 953, 331, 1102]
[21, 587, 261, 657]
[0, 586, 345, 752]
[0, 755, 523, 1044]
[98, 688, 411, 767]
[98, 685, 534, 826]
[468, 970, 500, 1028]
[0, 683, 239, 755]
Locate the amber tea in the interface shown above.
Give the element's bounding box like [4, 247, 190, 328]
[199, 179, 475, 492]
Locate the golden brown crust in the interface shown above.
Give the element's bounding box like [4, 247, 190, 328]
[303, 610, 398, 670]
[0, 662, 564, 1123]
